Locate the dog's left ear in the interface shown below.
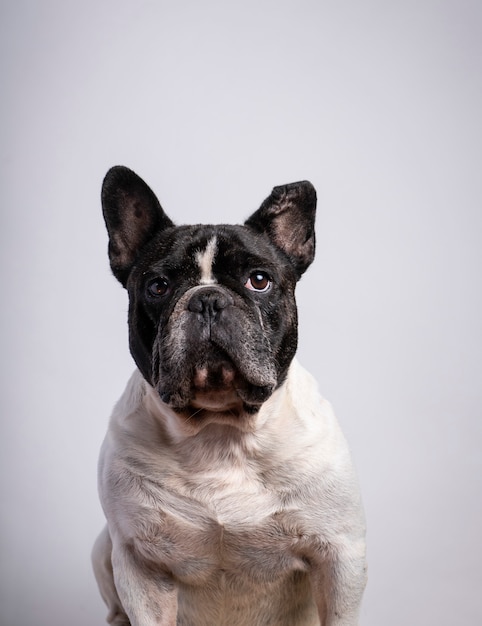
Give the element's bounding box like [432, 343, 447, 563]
[245, 181, 317, 277]
[101, 166, 174, 287]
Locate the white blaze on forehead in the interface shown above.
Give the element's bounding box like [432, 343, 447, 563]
[196, 236, 218, 284]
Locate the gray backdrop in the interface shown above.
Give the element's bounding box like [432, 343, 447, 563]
[1, 1, 481, 624]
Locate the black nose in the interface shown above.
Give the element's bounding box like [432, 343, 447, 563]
[188, 288, 233, 321]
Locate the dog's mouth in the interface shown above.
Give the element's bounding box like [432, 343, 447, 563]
[188, 358, 242, 411]
[156, 348, 274, 417]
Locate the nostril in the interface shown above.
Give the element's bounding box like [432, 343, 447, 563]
[212, 294, 229, 310]
[188, 297, 204, 313]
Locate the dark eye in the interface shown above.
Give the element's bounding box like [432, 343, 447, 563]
[245, 271, 271, 292]
[146, 277, 170, 298]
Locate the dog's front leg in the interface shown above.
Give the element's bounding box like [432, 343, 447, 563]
[111, 542, 178, 626]
[310, 539, 367, 626]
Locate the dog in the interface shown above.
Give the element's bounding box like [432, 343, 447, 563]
[92, 166, 367, 626]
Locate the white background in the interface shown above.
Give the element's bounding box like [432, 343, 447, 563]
[1, 1, 481, 624]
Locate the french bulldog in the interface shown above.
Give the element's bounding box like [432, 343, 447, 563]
[92, 166, 367, 626]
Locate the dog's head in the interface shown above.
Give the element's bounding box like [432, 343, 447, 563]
[102, 166, 316, 422]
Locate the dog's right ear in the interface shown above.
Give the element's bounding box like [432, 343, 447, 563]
[101, 166, 174, 287]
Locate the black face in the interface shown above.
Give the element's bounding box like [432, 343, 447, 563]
[101, 166, 317, 417]
[126, 224, 300, 412]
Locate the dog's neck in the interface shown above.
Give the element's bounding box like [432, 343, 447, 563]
[113, 359, 324, 468]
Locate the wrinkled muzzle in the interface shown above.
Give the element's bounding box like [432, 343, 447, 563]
[151, 285, 277, 411]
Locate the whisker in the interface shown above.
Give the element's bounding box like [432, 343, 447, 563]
[185, 407, 204, 422]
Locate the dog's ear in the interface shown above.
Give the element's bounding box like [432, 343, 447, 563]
[101, 166, 174, 287]
[245, 181, 316, 277]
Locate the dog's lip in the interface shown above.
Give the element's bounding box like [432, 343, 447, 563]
[189, 361, 244, 413]
[189, 390, 243, 412]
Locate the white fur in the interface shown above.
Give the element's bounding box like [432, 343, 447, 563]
[93, 360, 366, 625]
[196, 236, 217, 285]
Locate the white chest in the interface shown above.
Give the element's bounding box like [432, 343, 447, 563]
[128, 450, 312, 588]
